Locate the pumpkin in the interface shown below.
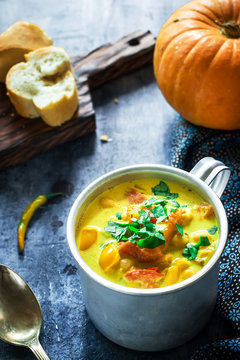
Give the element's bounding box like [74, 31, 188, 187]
[153, 0, 240, 130]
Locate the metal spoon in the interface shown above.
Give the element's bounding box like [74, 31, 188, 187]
[0, 264, 50, 359]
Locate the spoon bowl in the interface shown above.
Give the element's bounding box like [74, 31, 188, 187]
[0, 265, 49, 359]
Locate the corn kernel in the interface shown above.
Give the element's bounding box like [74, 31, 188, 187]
[99, 243, 120, 272]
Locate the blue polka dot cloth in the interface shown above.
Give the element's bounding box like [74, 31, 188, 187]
[171, 116, 240, 360]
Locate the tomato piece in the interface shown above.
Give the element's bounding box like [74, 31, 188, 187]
[150, 216, 157, 224]
[124, 267, 164, 288]
[119, 241, 164, 262]
[125, 188, 146, 204]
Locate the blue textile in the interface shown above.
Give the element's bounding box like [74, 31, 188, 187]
[171, 116, 240, 360]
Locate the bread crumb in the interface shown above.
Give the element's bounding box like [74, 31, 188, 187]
[100, 134, 112, 142]
[114, 97, 118, 104]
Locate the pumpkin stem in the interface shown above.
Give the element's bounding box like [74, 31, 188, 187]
[219, 21, 240, 39]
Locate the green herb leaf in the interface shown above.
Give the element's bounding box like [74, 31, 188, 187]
[152, 181, 178, 199]
[182, 244, 198, 260]
[138, 210, 151, 226]
[104, 221, 129, 241]
[136, 232, 165, 248]
[166, 193, 179, 199]
[129, 223, 141, 234]
[152, 181, 169, 194]
[197, 236, 210, 247]
[176, 223, 183, 237]
[208, 226, 218, 235]
[170, 200, 180, 208]
[143, 197, 167, 208]
[116, 212, 122, 220]
[150, 206, 168, 223]
[182, 236, 210, 260]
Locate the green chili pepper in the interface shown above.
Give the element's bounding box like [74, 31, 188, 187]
[18, 192, 63, 252]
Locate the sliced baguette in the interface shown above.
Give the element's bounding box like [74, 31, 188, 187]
[0, 21, 52, 82]
[6, 46, 79, 126]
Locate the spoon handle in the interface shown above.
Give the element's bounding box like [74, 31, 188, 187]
[28, 339, 50, 360]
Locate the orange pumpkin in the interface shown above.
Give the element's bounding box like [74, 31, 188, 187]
[153, 0, 240, 130]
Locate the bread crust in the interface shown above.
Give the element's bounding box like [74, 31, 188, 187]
[0, 21, 52, 82]
[6, 46, 79, 126]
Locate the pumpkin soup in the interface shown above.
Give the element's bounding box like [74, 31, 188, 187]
[75, 179, 219, 289]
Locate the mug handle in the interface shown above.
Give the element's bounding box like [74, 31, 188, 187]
[190, 157, 231, 198]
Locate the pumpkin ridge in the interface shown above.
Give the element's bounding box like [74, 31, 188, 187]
[207, 39, 230, 69]
[190, 7, 221, 26]
[232, 38, 240, 67]
[171, 36, 209, 106]
[155, 28, 199, 72]
[228, 0, 234, 22]
[172, 35, 224, 114]
[155, 28, 206, 85]
[194, 40, 231, 126]
[157, 25, 218, 66]
[206, 0, 227, 22]
[197, 1, 225, 23]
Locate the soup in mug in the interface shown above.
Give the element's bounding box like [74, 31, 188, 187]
[75, 179, 219, 289]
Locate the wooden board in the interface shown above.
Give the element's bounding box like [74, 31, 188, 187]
[0, 30, 155, 171]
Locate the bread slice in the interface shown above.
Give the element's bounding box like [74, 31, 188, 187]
[0, 21, 52, 82]
[6, 46, 79, 126]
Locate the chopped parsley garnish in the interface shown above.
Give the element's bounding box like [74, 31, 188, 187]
[182, 236, 210, 261]
[150, 205, 168, 223]
[152, 181, 178, 199]
[208, 225, 218, 235]
[176, 223, 183, 237]
[104, 206, 166, 249]
[104, 186, 186, 250]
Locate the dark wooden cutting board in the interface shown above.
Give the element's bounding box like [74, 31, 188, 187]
[0, 30, 155, 171]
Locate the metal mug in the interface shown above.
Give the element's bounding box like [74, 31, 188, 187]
[66, 157, 230, 351]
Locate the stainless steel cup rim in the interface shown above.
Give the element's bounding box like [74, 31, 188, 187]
[66, 163, 228, 296]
